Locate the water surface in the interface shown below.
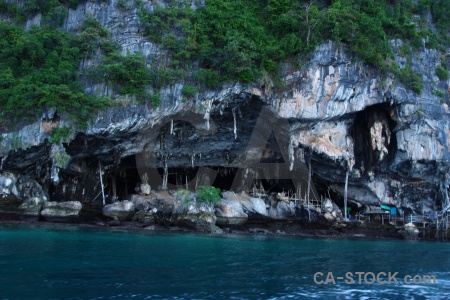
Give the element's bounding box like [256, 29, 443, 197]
[0, 223, 449, 299]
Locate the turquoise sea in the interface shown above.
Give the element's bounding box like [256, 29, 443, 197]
[0, 223, 449, 300]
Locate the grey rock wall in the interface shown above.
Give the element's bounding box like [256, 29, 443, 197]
[0, 1, 449, 217]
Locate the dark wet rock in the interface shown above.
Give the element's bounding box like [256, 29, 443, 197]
[0, 195, 24, 215]
[132, 209, 157, 224]
[129, 194, 156, 211]
[16, 177, 48, 202]
[102, 200, 135, 221]
[18, 197, 43, 217]
[269, 201, 296, 219]
[172, 200, 217, 233]
[144, 224, 167, 231]
[107, 218, 122, 227]
[41, 201, 82, 221]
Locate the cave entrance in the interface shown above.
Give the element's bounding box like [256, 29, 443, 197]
[112, 156, 142, 200]
[114, 156, 318, 201]
[157, 166, 199, 189]
[351, 103, 397, 174]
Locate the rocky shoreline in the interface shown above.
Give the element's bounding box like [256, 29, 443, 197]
[0, 186, 439, 242]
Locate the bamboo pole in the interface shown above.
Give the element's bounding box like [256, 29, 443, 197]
[162, 158, 168, 191]
[307, 157, 312, 221]
[344, 170, 349, 220]
[98, 160, 106, 206]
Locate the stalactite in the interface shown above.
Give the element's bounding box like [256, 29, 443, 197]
[232, 108, 237, 140]
[204, 99, 213, 130]
[112, 174, 117, 201]
[160, 132, 166, 151]
[307, 156, 312, 221]
[98, 160, 106, 206]
[289, 139, 295, 171]
[191, 154, 195, 168]
[170, 119, 174, 135]
[162, 156, 168, 191]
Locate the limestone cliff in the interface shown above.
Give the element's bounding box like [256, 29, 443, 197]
[1, 0, 449, 220]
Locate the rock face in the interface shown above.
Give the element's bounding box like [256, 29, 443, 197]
[164, 190, 218, 232]
[129, 192, 175, 224]
[103, 201, 135, 221]
[0, 173, 19, 197]
[172, 197, 217, 232]
[0, 0, 449, 224]
[18, 197, 44, 217]
[322, 198, 343, 222]
[401, 222, 420, 240]
[41, 201, 83, 221]
[215, 194, 248, 225]
[241, 197, 268, 217]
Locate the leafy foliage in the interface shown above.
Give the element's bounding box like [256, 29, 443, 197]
[0, 0, 93, 26]
[181, 85, 198, 98]
[196, 186, 221, 203]
[49, 126, 73, 144]
[0, 0, 448, 126]
[150, 93, 161, 108]
[139, 0, 446, 89]
[436, 66, 449, 81]
[89, 51, 152, 102]
[0, 21, 110, 126]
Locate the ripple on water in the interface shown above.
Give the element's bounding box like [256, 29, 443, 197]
[0, 223, 450, 299]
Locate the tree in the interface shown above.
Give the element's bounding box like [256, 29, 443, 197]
[300, 0, 321, 47]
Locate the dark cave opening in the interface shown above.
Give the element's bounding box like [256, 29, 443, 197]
[351, 103, 397, 174]
[114, 154, 302, 197]
[258, 179, 296, 194]
[313, 175, 363, 214]
[112, 156, 142, 200]
[211, 167, 239, 190]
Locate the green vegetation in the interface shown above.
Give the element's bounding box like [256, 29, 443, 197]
[193, 69, 220, 89]
[0, 21, 110, 126]
[428, 0, 450, 45]
[138, 0, 448, 90]
[436, 66, 449, 81]
[89, 51, 152, 102]
[10, 135, 22, 150]
[196, 186, 221, 203]
[181, 85, 198, 98]
[416, 108, 424, 119]
[0, 0, 100, 26]
[433, 89, 444, 98]
[150, 93, 161, 109]
[49, 126, 73, 144]
[117, 0, 132, 11]
[52, 146, 71, 167]
[1, 0, 449, 126]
